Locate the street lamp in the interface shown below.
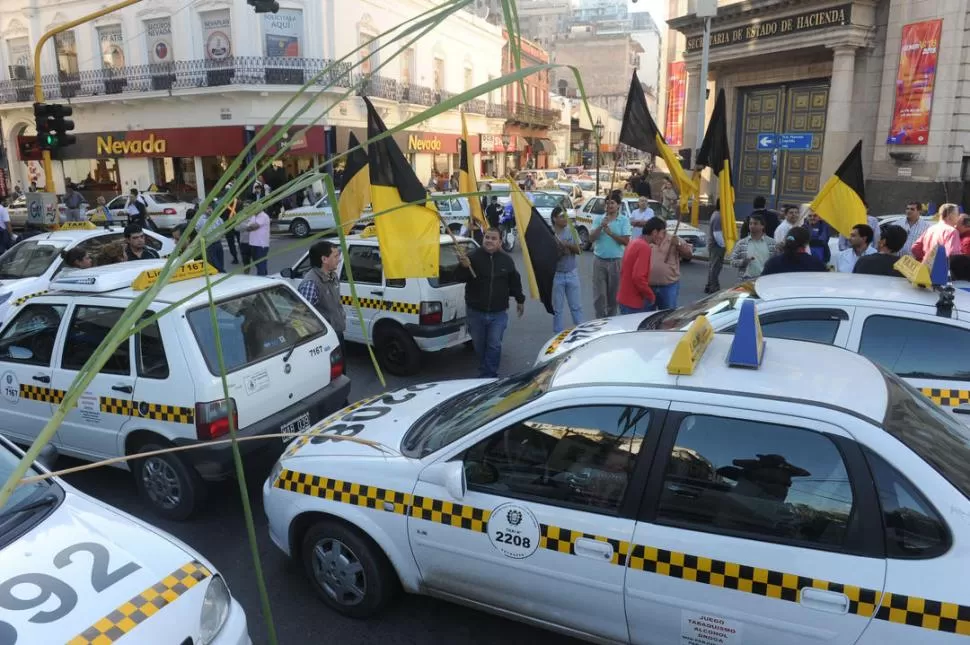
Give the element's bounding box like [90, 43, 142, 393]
[593, 117, 604, 196]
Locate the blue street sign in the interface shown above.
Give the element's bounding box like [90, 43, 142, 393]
[756, 133, 777, 150]
[778, 133, 814, 150]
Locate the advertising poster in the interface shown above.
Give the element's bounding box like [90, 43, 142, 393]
[665, 62, 687, 147]
[97, 24, 125, 69]
[201, 9, 232, 61]
[263, 9, 303, 58]
[887, 19, 942, 145]
[145, 18, 174, 65]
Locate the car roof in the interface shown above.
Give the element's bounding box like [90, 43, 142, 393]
[22, 226, 131, 244]
[753, 272, 970, 309]
[550, 331, 889, 422]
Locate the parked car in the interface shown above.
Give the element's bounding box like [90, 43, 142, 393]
[7, 194, 90, 229]
[90, 191, 192, 231]
[555, 182, 585, 207]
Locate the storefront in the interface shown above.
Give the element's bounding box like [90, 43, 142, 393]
[480, 134, 520, 178]
[335, 127, 479, 187]
[503, 124, 549, 171]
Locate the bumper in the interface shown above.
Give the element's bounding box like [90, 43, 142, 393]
[176, 375, 352, 480]
[263, 476, 293, 557]
[212, 598, 251, 645]
[406, 319, 470, 352]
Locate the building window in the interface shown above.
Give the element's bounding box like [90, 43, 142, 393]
[97, 24, 125, 70]
[262, 9, 303, 57]
[401, 48, 414, 86]
[464, 65, 473, 92]
[200, 9, 233, 62]
[433, 57, 444, 93]
[6, 36, 30, 80]
[54, 31, 79, 77]
[359, 32, 378, 75]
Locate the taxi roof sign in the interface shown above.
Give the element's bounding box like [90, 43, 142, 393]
[894, 255, 931, 288]
[667, 315, 714, 375]
[727, 299, 765, 369]
[131, 260, 217, 291]
[58, 221, 98, 231]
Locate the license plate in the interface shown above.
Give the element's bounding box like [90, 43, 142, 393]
[281, 411, 311, 438]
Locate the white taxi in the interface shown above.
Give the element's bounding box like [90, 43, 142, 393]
[0, 435, 250, 644]
[0, 222, 174, 324]
[263, 304, 970, 643]
[277, 233, 475, 376]
[0, 260, 350, 520]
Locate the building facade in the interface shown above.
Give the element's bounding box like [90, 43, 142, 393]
[667, 0, 970, 216]
[501, 31, 560, 172]
[0, 0, 505, 199]
[551, 30, 647, 118]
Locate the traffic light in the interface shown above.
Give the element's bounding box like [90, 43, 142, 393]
[247, 0, 279, 13]
[33, 102, 75, 151]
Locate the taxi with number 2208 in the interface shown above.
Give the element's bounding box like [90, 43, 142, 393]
[264, 301, 970, 644]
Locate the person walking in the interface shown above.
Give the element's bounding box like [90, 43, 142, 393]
[835, 223, 876, 272]
[730, 213, 778, 281]
[660, 178, 678, 220]
[617, 217, 665, 314]
[912, 203, 962, 262]
[551, 207, 584, 332]
[854, 224, 906, 277]
[590, 191, 632, 318]
[629, 195, 655, 239]
[298, 241, 348, 371]
[125, 188, 149, 227]
[123, 224, 160, 261]
[705, 198, 726, 293]
[762, 226, 827, 275]
[244, 205, 271, 276]
[194, 207, 226, 272]
[485, 196, 504, 229]
[806, 211, 832, 265]
[457, 228, 525, 378]
[63, 184, 84, 222]
[900, 201, 931, 256]
[649, 218, 693, 309]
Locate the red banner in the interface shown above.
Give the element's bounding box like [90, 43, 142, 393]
[664, 62, 687, 147]
[888, 19, 942, 145]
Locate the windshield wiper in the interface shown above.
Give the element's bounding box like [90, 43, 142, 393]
[0, 493, 57, 521]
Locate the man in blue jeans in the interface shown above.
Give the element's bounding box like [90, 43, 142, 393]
[457, 228, 525, 377]
[551, 207, 584, 332]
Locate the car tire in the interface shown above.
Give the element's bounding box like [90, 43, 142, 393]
[132, 442, 205, 521]
[302, 520, 398, 618]
[374, 324, 421, 376]
[290, 218, 311, 238]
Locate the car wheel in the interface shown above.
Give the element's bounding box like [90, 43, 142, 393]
[374, 324, 421, 376]
[302, 520, 398, 618]
[577, 226, 591, 251]
[132, 442, 204, 521]
[290, 218, 311, 238]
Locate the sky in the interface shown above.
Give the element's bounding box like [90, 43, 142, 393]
[628, 0, 667, 22]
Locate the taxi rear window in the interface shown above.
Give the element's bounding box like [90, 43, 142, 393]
[429, 242, 478, 288]
[186, 285, 326, 374]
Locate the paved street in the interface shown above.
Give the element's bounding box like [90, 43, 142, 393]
[62, 232, 716, 645]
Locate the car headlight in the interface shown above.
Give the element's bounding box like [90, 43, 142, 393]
[0, 292, 11, 306]
[199, 574, 231, 645]
[270, 459, 283, 484]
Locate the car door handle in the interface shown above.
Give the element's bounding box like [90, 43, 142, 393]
[799, 587, 850, 614]
[370, 290, 383, 297]
[32, 374, 50, 384]
[573, 537, 614, 562]
[112, 384, 133, 394]
[952, 407, 970, 415]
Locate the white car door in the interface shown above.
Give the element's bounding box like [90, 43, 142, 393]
[408, 387, 669, 643]
[339, 244, 385, 344]
[626, 397, 886, 645]
[846, 307, 970, 422]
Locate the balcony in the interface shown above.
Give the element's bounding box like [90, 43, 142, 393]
[508, 102, 562, 127]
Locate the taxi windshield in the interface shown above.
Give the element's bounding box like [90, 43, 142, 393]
[640, 282, 759, 331]
[0, 240, 66, 280]
[0, 442, 58, 538]
[881, 370, 970, 500]
[402, 359, 562, 458]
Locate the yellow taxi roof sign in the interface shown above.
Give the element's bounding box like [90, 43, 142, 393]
[131, 260, 217, 291]
[894, 255, 931, 288]
[667, 315, 714, 375]
[360, 225, 378, 238]
[727, 299, 765, 369]
[59, 221, 98, 231]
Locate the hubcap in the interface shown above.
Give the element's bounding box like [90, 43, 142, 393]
[311, 538, 366, 606]
[293, 221, 309, 237]
[141, 457, 182, 510]
[383, 338, 405, 366]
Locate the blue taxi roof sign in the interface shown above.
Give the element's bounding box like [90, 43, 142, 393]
[667, 315, 714, 375]
[727, 299, 765, 369]
[929, 243, 949, 287]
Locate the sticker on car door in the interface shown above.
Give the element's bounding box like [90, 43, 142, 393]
[488, 502, 540, 559]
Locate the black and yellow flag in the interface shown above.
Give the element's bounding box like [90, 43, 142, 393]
[363, 97, 439, 278]
[810, 139, 867, 238]
[337, 131, 370, 232]
[511, 182, 557, 314]
[619, 70, 696, 199]
[697, 89, 738, 253]
[460, 113, 487, 231]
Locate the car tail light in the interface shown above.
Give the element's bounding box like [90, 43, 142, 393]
[162, 208, 177, 215]
[420, 301, 443, 325]
[330, 345, 344, 380]
[195, 398, 238, 440]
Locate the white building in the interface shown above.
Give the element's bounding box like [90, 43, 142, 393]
[0, 0, 505, 199]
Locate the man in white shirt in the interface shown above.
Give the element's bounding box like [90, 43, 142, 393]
[836, 223, 876, 272]
[0, 197, 12, 250]
[245, 207, 271, 276]
[773, 204, 802, 248]
[629, 195, 655, 239]
[900, 201, 931, 256]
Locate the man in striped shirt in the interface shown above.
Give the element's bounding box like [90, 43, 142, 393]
[900, 201, 931, 256]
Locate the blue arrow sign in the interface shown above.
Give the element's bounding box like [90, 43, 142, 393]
[778, 133, 814, 150]
[756, 133, 777, 150]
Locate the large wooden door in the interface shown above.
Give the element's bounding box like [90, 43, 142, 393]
[778, 84, 828, 207]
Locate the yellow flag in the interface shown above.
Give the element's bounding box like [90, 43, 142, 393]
[460, 113, 487, 231]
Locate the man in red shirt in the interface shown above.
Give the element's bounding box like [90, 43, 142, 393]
[957, 213, 970, 255]
[618, 218, 666, 314]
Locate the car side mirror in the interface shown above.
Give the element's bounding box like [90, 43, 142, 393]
[280, 267, 292, 278]
[9, 346, 33, 361]
[418, 460, 467, 500]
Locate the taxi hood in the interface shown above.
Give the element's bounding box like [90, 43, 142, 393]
[2, 491, 211, 643]
[536, 314, 654, 365]
[281, 380, 486, 460]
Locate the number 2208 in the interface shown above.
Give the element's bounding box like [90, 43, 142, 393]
[495, 532, 530, 548]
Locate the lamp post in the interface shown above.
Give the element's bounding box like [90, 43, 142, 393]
[593, 117, 604, 196]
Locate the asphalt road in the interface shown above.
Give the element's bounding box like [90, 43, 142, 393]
[61, 233, 718, 645]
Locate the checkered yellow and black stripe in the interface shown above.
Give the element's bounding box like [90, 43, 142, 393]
[67, 561, 212, 645]
[543, 328, 573, 355]
[17, 385, 193, 424]
[921, 387, 970, 408]
[340, 294, 420, 315]
[13, 290, 49, 307]
[275, 467, 970, 635]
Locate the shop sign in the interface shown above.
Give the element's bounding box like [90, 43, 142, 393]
[481, 134, 515, 153]
[685, 5, 852, 52]
[263, 9, 303, 57]
[97, 133, 167, 156]
[408, 134, 443, 152]
[201, 9, 232, 61]
[145, 17, 174, 64]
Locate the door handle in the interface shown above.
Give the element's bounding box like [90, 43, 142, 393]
[799, 587, 850, 614]
[952, 407, 970, 415]
[370, 290, 383, 296]
[32, 374, 50, 384]
[573, 537, 614, 562]
[112, 384, 133, 394]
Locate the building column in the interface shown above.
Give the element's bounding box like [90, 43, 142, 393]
[820, 45, 858, 180]
[683, 63, 702, 155]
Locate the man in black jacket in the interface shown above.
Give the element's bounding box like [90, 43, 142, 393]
[457, 228, 525, 377]
[740, 195, 781, 238]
